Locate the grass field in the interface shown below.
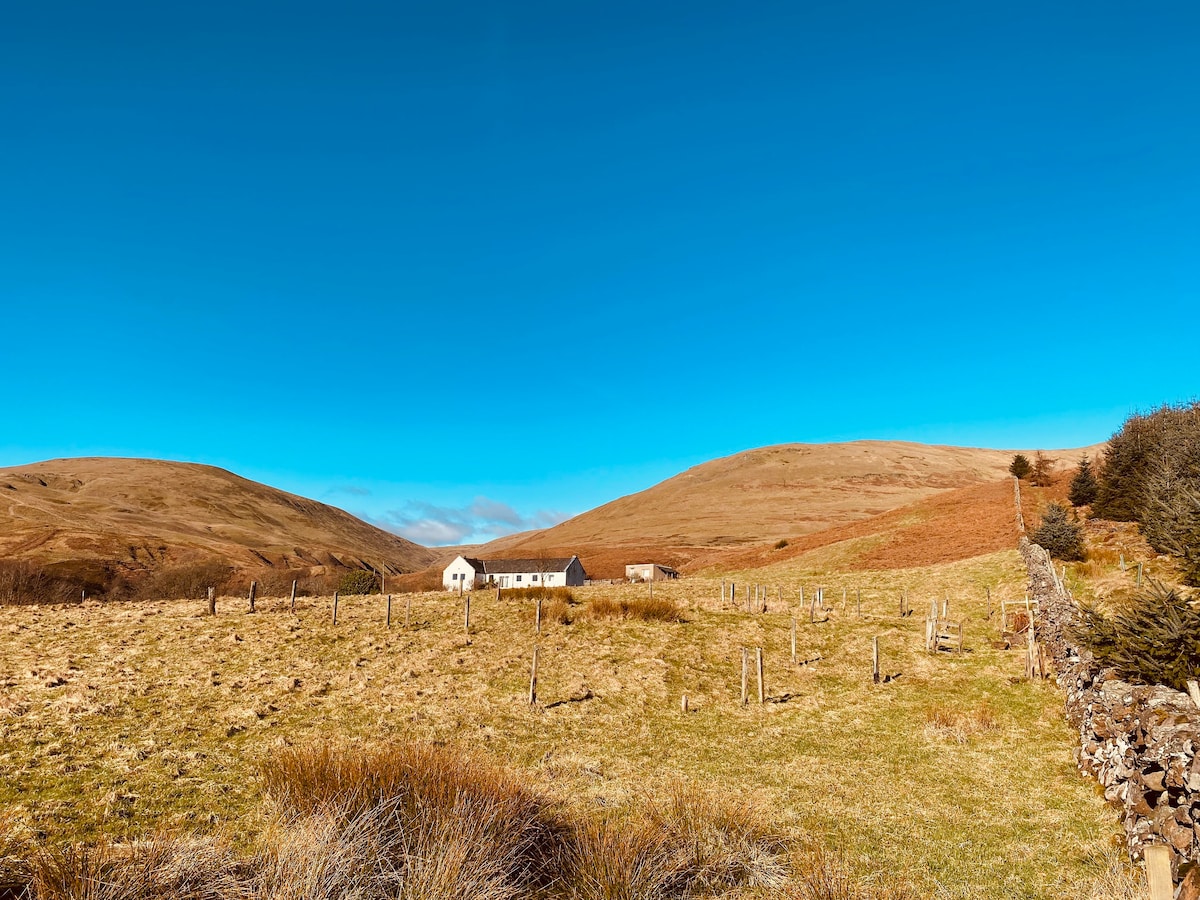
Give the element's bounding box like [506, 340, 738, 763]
[0, 552, 1136, 898]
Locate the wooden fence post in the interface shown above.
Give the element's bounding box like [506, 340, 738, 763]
[809, 595, 816, 624]
[405, 595, 411, 628]
[464, 594, 471, 641]
[333, 591, 339, 625]
[248, 581, 257, 613]
[290, 579, 297, 613]
[1145, 844, 1172, 900]
[756, 647, 765, 703]
[207, 586, 216, 616]
[740, 649, 749, 706]
[387, 594, 392, 628]
[536, 598, 542, 634]
[791, 616, 797, 664]
[681, 693, 689, 714]
[529, 646, 539, 705]
[872, 637, 880, 684]
[1137, 562, 1143, 587]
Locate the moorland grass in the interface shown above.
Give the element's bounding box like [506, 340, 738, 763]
[0, 552, 1140, 898]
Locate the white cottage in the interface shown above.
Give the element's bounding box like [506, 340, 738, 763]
[443, 555, 586, 591]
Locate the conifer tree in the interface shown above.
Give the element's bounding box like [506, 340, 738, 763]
[1030, 452, 1056, 487]
[1032, 502, 1085, 561]
[1068, 455, 1099, 507]
[1071, 581, 1200, 691]
[1009, 454, 1032, 480]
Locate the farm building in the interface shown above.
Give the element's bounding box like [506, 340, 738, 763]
[625, 563, 679, 582]
[443, 555, 586, 591]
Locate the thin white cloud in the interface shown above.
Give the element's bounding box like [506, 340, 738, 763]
[328, 485, 372, 497]
[366, 495, 572, 546]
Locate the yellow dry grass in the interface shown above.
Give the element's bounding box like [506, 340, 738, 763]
[0, 554, 1138, 898]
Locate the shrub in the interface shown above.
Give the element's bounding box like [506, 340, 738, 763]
[1071, 581, 1200, 691]
[0, 561, 76, 606]
[774, 539, 790, 550]
[1009, 454, 1032, 480]
[1068, 455, 1099, 507]
[1032, 503, 1086, 561]
[336, 569, 379, 596]
[138, 562, 234, 601]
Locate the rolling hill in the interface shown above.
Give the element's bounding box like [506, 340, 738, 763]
[0, 458, 437, 589]
[460, 441, 1096, 578]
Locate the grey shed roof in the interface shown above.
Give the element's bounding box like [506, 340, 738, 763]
[481, 557, 577, 574]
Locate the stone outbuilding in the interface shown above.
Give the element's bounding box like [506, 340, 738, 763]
[625, 563, 679, 582]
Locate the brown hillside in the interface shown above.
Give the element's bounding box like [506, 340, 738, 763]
[694, 470, 1076, 574]
[478, 442, 1091, 552]
[432, 443, 1095, 580]
[0, 458, 437, 588]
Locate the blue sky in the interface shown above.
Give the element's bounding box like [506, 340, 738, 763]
[3, 1, 1197, 545]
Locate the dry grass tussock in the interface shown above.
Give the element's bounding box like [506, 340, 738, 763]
[256, 741, 795, 900]
[501, 586, 575, 603]
[780, 845, 921, 900]
[260, 741, 567, 897]
[923, 700, 1002, 744]
[585, 596, 683, 622]
[17, 834, 247, 900]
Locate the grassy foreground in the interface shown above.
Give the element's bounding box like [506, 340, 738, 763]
[0, 551, 1135, 898]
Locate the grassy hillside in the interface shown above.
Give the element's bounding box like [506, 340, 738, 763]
[0, 561, 1132, 898]
[0, 458, 436, 591]
[458, 442, 1096, 579]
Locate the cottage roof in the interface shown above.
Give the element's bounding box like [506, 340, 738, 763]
[481, 557, 577, 574]
[460, 557, 485, 571]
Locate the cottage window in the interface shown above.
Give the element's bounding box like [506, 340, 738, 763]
[532, 575, 538, 581]
[516, 575, 522, 582]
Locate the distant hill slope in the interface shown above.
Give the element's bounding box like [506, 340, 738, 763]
[0, 458, 437, 584]
[464, 441, 1095, 579]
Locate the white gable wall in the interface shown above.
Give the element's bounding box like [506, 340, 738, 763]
[443, 556, 482, 591]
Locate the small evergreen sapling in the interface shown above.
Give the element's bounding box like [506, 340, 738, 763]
[1032, 502, 1085, 561]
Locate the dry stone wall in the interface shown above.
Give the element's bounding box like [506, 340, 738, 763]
[1022, 536, 1200, 890]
